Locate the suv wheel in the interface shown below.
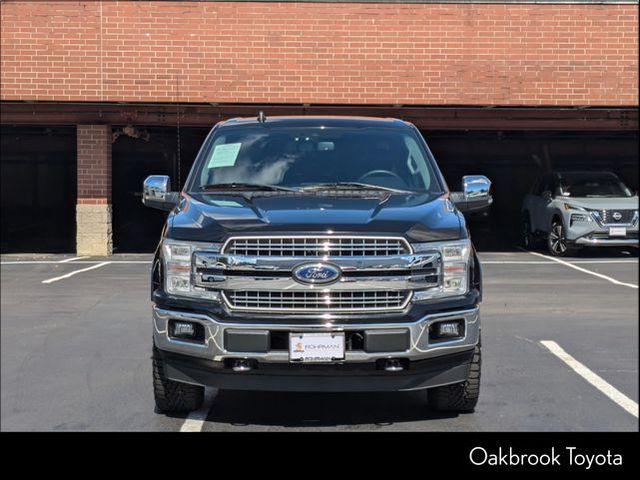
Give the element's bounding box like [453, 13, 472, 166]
[428, 342, 481, 413]
[153, 347, 204, 413]
[547, 220, 570, 257]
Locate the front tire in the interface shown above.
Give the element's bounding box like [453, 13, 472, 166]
[153, 348, 204, 413]
[547, 219, 571, 257]
[428, 343, 481, 413]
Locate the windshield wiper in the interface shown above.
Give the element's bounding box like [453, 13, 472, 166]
[300, 182, 413, 193]
[200, 182, 300, 192]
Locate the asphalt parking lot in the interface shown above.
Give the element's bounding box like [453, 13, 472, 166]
[1, 248, 637, 431]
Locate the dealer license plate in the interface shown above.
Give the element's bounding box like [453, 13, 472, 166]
[289, 332, 345, 363]
[609, 227, 627, 237]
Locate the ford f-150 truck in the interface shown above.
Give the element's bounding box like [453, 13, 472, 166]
[143, 115, 492, 414]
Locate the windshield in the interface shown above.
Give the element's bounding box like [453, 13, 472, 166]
[558, 172, 633, 198]
[188, 125, 443, 194]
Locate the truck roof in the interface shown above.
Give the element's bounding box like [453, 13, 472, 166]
[219, 115, 411, 129]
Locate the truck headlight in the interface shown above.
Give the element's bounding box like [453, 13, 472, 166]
[162, 239, 222, 299]
[411, 239, 472, 301]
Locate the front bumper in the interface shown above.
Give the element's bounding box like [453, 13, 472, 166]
[565, 213, 638, 247]
[152, 305, 480, 392]
[574, 236, 639, 247]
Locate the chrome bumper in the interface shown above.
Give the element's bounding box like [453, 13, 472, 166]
[152, 305, 480, 363]
[574, 237, 639, 246]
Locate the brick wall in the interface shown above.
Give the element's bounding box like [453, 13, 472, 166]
[77, 124, 111, 203]
[1, 1, 638, 106]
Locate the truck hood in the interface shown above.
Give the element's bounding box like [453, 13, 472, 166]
[167, 192, 464, 243]
[561, 196, 639, 210]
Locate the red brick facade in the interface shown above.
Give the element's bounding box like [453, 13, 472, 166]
[77, 124, 112, 204]
[1, 1, 638, 106]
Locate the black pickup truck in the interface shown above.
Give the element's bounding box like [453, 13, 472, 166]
[143, 115, 492, 414]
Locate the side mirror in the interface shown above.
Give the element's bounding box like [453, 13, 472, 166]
[451, 175, 493, 214]
[142, 175, 179, 211]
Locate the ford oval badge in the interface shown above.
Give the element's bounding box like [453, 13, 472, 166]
[293, 263, 341, 285]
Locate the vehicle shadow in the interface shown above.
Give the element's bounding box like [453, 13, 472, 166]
[204, 389, 459, 427]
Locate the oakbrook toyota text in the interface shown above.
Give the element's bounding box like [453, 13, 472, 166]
[143, 115, 493, 414]
[469, 447, 623, 469]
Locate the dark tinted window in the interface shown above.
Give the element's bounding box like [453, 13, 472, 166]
[558, 172, 633, 198]
[539, 175, 553, 195]
[189, 125, 443, 193]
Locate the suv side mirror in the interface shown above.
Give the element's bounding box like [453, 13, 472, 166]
[451, 175, 493, 214]
[142, 175, 179, 211]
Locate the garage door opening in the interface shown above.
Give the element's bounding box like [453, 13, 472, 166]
[108, 124, 639, 254]
[1, 125, 77, 253]
[425, 130, 639, 251]
[111, 125, 210, 253]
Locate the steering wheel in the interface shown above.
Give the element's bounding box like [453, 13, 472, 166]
[357, 169, 405, 185]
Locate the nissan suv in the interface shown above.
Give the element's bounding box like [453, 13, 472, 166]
[142, 116, 492, 414]
[522, 171, 639, 256]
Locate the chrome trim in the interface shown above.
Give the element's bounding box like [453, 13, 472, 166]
[575, 237, 639, 246]
[193, 252, 439, 273]
[152, 305, 480, 362]
[591, 209, 638, 228]
[143, 175, 170, 203]
[221, 290, 413, 313]
[195, 236, 440, 313]
[221, 235, 413, 256]
[292, 262, 342, 285]
[462, 175, 491, 200]
[196, 275, 437, 292]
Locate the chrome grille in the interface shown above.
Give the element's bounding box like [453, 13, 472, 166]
[224, 290, 410, 312]
[224, 236, 410, 257]
[593, 209, 637, 225]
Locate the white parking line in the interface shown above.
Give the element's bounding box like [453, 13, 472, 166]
[524, 250, 638, 289]
[482, 260, 555, 264]
[571, 260, 638, 264]
[481, 260, 637, 265]
[58, 256, 90, 263]
[180, 388, 216, 432]
[2, 261, 150, 265]
[41, 262, 111, 284]
[540, 340, 638, 418]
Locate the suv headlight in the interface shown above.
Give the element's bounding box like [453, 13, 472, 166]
[162, 239, 222, 299]
[411, 239, 472, 301]
[563, 203, 587, 211]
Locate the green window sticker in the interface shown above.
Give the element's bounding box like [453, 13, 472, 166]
[207, 143, 241, 168]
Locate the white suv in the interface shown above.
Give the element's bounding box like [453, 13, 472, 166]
[522, 171, 639, 256]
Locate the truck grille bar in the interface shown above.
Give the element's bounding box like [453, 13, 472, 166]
[224, 236, 410, 257]
[224, 290, 410, 312]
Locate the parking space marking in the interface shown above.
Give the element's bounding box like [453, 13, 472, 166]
[41, 262, 111, 284]
[524, 250, 638, 289]
[571, 260, 638, 264]
[481, 260, 637, 265]
[540, 340, 638, 418]
[58, 256, 90, 263]
[2, 260, 150, 265]
[179, 388, 216, 432]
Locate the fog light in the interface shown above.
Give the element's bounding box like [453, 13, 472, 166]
[174, 322, 195, 337]
[430, 320, 465, 341]
[169, 320, 204, 341]
[438, 322, 460, 337]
